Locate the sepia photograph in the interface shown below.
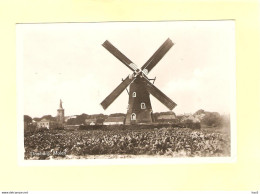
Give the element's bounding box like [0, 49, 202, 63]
[17, 21, 236, 162]
[1, 0, 258, 191]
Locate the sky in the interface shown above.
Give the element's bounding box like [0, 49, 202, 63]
[17, 21, 235, 118]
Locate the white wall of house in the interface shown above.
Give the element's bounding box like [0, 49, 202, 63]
[103, 121, 124, 125]
[37, 121, 50, 129]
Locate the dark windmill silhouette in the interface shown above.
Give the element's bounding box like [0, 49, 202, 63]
[100, 38, 177, 124]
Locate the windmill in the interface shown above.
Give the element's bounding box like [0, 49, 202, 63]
[100, 38, 177, 124]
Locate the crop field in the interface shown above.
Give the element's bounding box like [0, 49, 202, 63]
[24, 127, 230, 160]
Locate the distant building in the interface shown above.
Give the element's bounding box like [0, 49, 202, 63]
[103, 116, 125, 125]
[157, 114, 176, 120]
[156, 113, 177, 124]
[35, 100, 65, 130]
[85, 118, 97, 125]
[57, 99, 65, 126]
[37, 118, 59, 129]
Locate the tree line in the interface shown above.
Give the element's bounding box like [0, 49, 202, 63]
[24, 109, 230, 128]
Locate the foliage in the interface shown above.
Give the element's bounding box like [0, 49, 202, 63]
[194, 109, 206, 115]
[24, 127, 230, 159]
[67, 114, 88, 125]
[109, 113, 126, 117]
[78, 123, 181, 131]
[24, 123, 37, 132]
[41, 115, 57, 121]
[24, 115, 34, 131]
[181, 119, 201, 129]
[201, 112, 222, 127]
[24, 115, 32, 123]
[220, 115, 230, 128]
[32, 115, 56, 122]
[33, 117, 41, 122]
[67, 113, 108, 125]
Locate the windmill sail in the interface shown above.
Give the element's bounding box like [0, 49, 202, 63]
[101, 75, 136, 110]
[102, 40, 137, 72]
[142, 77, 177, 110]
[141, 38, 174, 73]
[100, 38, 177, 118]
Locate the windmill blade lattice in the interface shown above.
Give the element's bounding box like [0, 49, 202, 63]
[142, 76, 177, 110]
[141, 38, 174, 74]
[100, 38, 177, 124]
[101, 75, 135, 110]
[102, 40, 137, 72]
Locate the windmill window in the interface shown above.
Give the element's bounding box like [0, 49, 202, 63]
[141, 103, 146, 109]
[132, 92, 136, 97]
[131, 113, 136, 120]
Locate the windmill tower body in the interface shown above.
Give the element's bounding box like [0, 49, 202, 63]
[57, 99, 65, 125]
[125, 77, 153, 124]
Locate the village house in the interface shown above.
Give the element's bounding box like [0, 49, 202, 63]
[103, 116, 125, 125]
[37, 118, 59, 129]
[157, 114, 176, 120]
[156, 114, 177, 123]
[36, 100, 65, 130]
[153, 111, 178, 124]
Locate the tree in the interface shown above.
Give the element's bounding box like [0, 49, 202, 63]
[24, 115, 32, 123]
[67, 118, 77, 125]
[41, 115, 56, 121]
[33, 117, 41, 122]
[220, 114, 230, 128]
[109, 113, 126, 117]
[24, 115, 34, 131]
[67, 114, 89, 125]
[201, 112, 222, 127]
[194, 109, 205, 115]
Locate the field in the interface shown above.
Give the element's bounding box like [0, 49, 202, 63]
[24, 126, 230, 160]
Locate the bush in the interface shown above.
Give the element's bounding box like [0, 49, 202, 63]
[78, 123, 183, 131]
[201, 112, 222, 127]
[37, 127, 49, 132]
[179, 120, 201, 129]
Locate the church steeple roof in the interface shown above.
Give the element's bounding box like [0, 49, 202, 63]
[59, 99, 63, 109]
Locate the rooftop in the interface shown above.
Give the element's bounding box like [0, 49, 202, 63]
[104, 116, 125, 123]
[85, 118, 97, 122]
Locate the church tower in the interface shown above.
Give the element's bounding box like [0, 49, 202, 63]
[57, 99, 65, 125]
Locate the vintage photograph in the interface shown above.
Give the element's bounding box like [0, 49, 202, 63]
[17, 21, 235, 161]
